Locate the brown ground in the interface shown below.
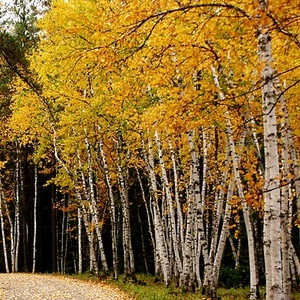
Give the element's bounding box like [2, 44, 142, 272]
[0, 273, 134, 300]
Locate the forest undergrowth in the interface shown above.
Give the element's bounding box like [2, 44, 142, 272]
[69, 273, 300, 300]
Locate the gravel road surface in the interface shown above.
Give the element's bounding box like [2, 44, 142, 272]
[0, 273, 133, 300]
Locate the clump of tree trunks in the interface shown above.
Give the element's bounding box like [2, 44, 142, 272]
[0, 1, 300, 300]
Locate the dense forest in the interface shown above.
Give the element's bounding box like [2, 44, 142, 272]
[0, 0, 299, 299]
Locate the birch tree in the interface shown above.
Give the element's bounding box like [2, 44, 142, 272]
[257, 1, 284, 298]
[6, 0, 300, 298]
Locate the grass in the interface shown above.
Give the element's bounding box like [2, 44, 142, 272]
[69, 273, 300, 300]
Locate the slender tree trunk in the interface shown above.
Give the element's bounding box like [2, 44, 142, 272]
[229, 132, 258, 299]
[227, 124, 258, 299]
[60, 198, 66, 274]
[187, 131, 214, 298]
[212, 143, 233, 285]
[155, 130, 182, 279]
[64, 209, 69, 275]
[140, 136, 162, 279]
[56, 207, 60, 272]
[52, 133, 101, 274]
[99, 137, 119, 279]
[183, 178, 196, 292]
[77, 207, 83, 275]
[0, 176, 10, 273]
[289, 241, 300, 281]
[277, 77, 299, 299]
[76, 149, 100, 275]
[116, 144, 135, 280]
[7, 199, 15, 273]
[168, 138, 184, 255]
[194, 129, 209, 289]
[81, 202, 98, 274]
[14, 144, 21, 273]
[213, 176, 235, 285]
[1, 178, 15, 273]
[280, 97, 292, 300]
[258, 7, 283, 297]
[52, 186, 57, 273]
[32, 163, 38, 273]
[147, 137, 171, 286]
[72, 251, 78, 274]
[136, 166, 154, 275]
[212, 66, 259, 299]
[84, 133, 108, 274]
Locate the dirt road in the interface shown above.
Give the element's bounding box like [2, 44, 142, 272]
[0, 273, 133, 300]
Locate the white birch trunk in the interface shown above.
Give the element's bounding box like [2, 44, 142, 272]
[213, 176, 234, 285]
[63, 208, 69, 275]
[228, 127, 258, 299]
[212, 66, 259, 298]
[194, 129, 209, 289]
[168, 139, 184, 258]
[60, 199, 66, 274]
[53, 134, 100, 274]
[140, 135, 162, 278]
[187, 131, 214, 297]
[81, 202, 98, 274]
[289, 241, 300, 280]
[183, 177, 196, 292]
[14, 145, 21, 273]
[258, 18, 283, 299]
[135, 166, 155, 267]
[279, 93, 292, 299]
[99, 137, 119, 279]
[115, 142, 134, 279]
[7, 199, 14, 273]
[212, 144, 233, 285]
[210, 136, 226, 271]
[75, 150, 100, 274]
[155, 130, 183, 277]
[147, 137, 171, 285]
[273, 76, 300, 296]
[84, 133, 108, 274]
[0, 176, 10, 273]
[209, 155, 227, 279]
[125, 161, 135, 277]
[77, 207, 83, 275]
